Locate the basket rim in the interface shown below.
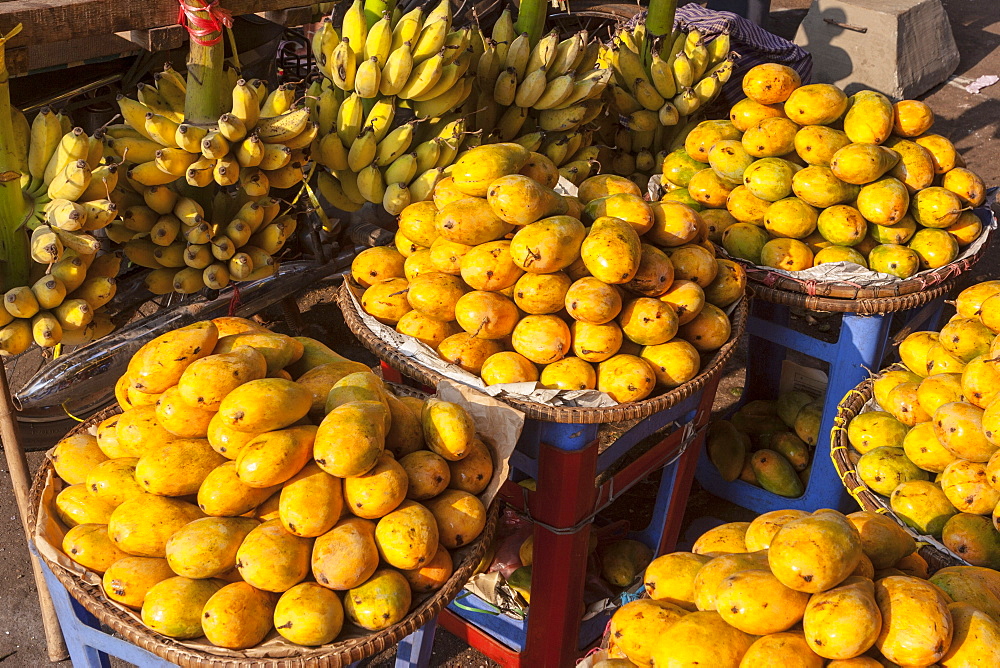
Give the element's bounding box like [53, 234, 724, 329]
[752, 276, 956, 314]
[337, 280, 748, 424]
[829, 363, 964, 571]
[28, 407, 500, 668]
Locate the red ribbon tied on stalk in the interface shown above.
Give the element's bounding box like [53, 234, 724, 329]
[177, 0, 234, 47]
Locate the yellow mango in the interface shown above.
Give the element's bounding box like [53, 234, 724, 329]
[85, 458, 143, 507]
[438, 333, 504, 374]
[856, 177, 910, 226]
[201, 582, 278, 649]
[715, 568, 810, 634]
[844, 90, 894, 144]
[454, 291, 519, 339]
[236, 425, 317, 488]
[638, 340, 699, 390]
[396, 311, 460, 349]
[707, 140, 755, 187]
[893, 99, 935, 137]
[351, 246, 406, 288]
[108, 495, 204, 557]
[846, 511, 916, 569]
[802, 577, 881, 659]
[51, 432, 108, 485]
[235, 519, 312, 592]
[447, 437, 493, 495]
[435, 196, 514, 246]
[278, 462, 343, 538]
[742, 117, 800, 158]
[406, 271, 467, 322]
[422, 398, 476, 461]
[273, 582, 345, 646]
[608, 599, 687, 666]
[513, 271, 571, 315]
[764, 197, 819, 238]
[62, 523, 129, 574]
[581, 216, 641, 285]
[540, 357, 597, 390]
[794, 125, 851, 166]
[577, 174, 642, 204]
[509, 215, 586, 274]
[486, 174, 567, 226]
[886, 137, 936, 193]
[684, 120, 743, 162]
[115, 404, 177, 456]
[583, 193, 655, 236]
[326, 372, 390, 423]
[619, 297, 678, 347]
[344, 568, 412, 631]
[136, 438, 226, 497]
[374, 499, 440, 569]
[942, 167, 986, 207]
[460, 240, 524, 292]
[914, 133, 957, 173]
[480, 351, 539, 385]
[176, 345, 268, 411]
[398, 200, 440, 247]
[784, 83, 848, 125]
[911, 186, 963, 229]
[384, 393, 424, 458]
[565, 276, 622, 325]
[344, 451, 408, 519]
[519, 152, 560, 188]
[744, 509, 809, 551]
[361, 278, 412, 324]
[285, 337, 353, 378]
[425, 489, 486, 548]
[141, 576, 225, 639]
[792, 165, 859, 208]
[102, 556, 175, 609]
[768, 511, 863, 593]
[703, 259, 746, 308]
[830, 143, 900, 185]
[648, 610, 755, 667]
[739, 633, 823, 668]
[692, 521, 751, 555]
[154, 386, 215, 438]
[400, 450, 451, 500]
[729, 97, 787, 132]
[129, 321, 219, 395]
[450, 143, 530, 197]
[726, 185, 771, 225]
[692, 551, 770, 611]
[401, 543, 453, 593]
[571, 320, 623, 363]
[930, 568, 1000, 622]
[512, 315, 572, 365]
[312, 517, 379, 590]
[296, 359, 377, 413]
[940, 601, 1000, 666]
[644, 552, 712, 611]
[165, 516, 259, 578]
[206, 412, 258, 459]
[875, 575, 954, 666]
[429, 237, 472, 275]
[254, 491, 281, 521]
[687, 168, 738, 208]
[216, 378, 312, 433]
[56, 484, 115, 527]
[315, 401, 386, 477]
[743, 157, 797, 202]
[96, 414, 130, 459]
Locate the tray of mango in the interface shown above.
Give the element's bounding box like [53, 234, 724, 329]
[656, 63, 994, 296]
[28, 317, 501, 660]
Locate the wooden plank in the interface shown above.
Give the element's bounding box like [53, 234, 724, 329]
[4, 45, 26, 76]
[19, 33, 139, 74]
[256, 5, 315, 27]
[115, 25, 187, 52]
[0, 0, 305, 48]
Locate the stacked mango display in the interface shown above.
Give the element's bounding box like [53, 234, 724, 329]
[352, 142, 744, 404]
[47, 317, 491, 649]
[604, 508, 1000, 667]
[707, 389, 826, 498]
[309, 0, 481, 214]
[842, 280, 1000, 568]
[470, 9, 610, 187]
[598, 23, 732, 188]
[657, 63, 987, 279]
[1, 106, 124, 354]
[108, 66, 304, 293]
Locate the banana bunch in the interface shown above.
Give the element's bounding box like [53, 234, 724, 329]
[118, 188, 288, 296]
[598, 24, 733, 184]
[309, 0, 479, 214]
[0, 105, 127, 355]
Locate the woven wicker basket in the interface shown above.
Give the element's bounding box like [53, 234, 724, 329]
[752, 276, 957, 314]
[830, 365, 964, 573]
[337, 280, 748, 424]
[27, 397, 499, 667]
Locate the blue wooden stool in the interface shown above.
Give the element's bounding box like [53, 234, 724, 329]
[34, 546, 438, 668]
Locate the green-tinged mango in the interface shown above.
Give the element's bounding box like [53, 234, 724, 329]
[166, 516, 260, 578]
[942, 513, 1000, 568]
[751, 449, 804, 497]
[743, 157, 797, 202]
[857, 446, 928, 496]
[868, 244, 919, 279]
[286, 337, 353, 378]
[707, 420, 746, 482]
[721, 223, 769, 264]
[273, 582, 344, 646]
[856, 177, 909, 225]
[771, 432, 810, 471]
[794, 401, 823, 446]
[903, 420, 957, 473]
[201, 582, 277, 649]
[847, 411, 909, 454]
[910, 185, 963, 229]
[213, 331, 304, 376]
[869, 214, 917, 245]
[844, 91, 893, 144]
[344, 568, 412, 631]
[600, 539, 653, 588]
[141, 576, 225, 638]
[930, 568, 1000, 623]
[684, 120, 742, 162]
[296, 359, 374, 413]
[891, 479, 958, 536]
[661, 148, 708, 187]
[708, 140, 755, 184]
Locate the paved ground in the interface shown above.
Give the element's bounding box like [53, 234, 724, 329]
[1, 1, 999, 665]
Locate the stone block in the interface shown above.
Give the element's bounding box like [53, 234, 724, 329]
[794, 0, 960, 99]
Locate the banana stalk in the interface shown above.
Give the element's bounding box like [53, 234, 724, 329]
[183, 0, 226, 123]
[514, 0, 547, 45]
[364, 0, 394, 30]
[0, 24, 30, 289]
[645, 0, 678, 42]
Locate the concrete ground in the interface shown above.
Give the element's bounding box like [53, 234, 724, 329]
[1, 0, 999, 665]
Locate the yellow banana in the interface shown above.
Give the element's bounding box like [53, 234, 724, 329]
[538, 104, 587, 132]
[412, 18, 450, 62]
[409, 167, 442, 202]
[257, 108, 310, 143]
[532, 73, 575, 110]
[49, 160, 93, 200]
[414, 78, 472, 118]
[382, 182, 411, 215]
[218, 113, 248, 143]
[258, 197, 281, 227]
[689, 41, 710, 80]
[380, 41, 414, 96]
[575, 39, 601, 74]
[282, 121, 318, 151]
[31, 312, 62, 348]
[172, 267, 205, 294]
[137, 82, 182, 123]
[105, 136, 161, 163]
[335, 169, 366, 204]
[259, 143, 292, 171]
[332, 37, 358, 91]
[542, 135, 570, 166]
[707, 33, 731, 66]
[28, 107, 63, 181]
[229, 252, 254, 280]
[381, 122, 417, 167]
[672, 51, 694, 88]
[659, 100, 680, 126]
[153, 70, 187, 118]
[184, 243, 213, 269]
[476, 40, 501, 86]
[53, 227, 100, 255]
[365, 97, 396, 142]
[79, 163, 119, 202]
[355, 56, 382, 98]
[317, 172, 363, 211]
[142, 183, 178, 214]
[46, 199, 85, 231]
[87, 252, 121, 279]
[199, 130, 229, 159]
[650, 47, 677, 99]
[633, 77, 665, 111]
[234, 200, 266, 232]
[316, 86, 340, 137]
[173, 196, 203, 225]
[145, 268, 178, 295]
[123, 237, 162, 269]
[236, 135, 264, 167]
[514, 131, 545, 152]
[383, 151, 417, 185]
[102, 124, 144, 140]
[318, 133, 349, 171]
[365, 12, 393, 66]
[706, 57, 734, 83]
[154, 241, 188, 268]
[184, 221, 212, 245]
[0, 320, 33, 356]
[549, 33, 585, 78]
[693, 72, 721, 105]
[186, 157, 215, 187]
[399, 50, 445, 99]
[244, 246, 277, 281]
[155, 148, 200, 176]
[342, 0, 368, 54]
[348, 125, 378, 172]
[44, 127, 89, 185]
[515, 66, 549, 107]
[150, 214, 181, 246]
[224, 219, 253, 248]
[5, 286, 41, 319]
[441, 27, 470, 66]
[313, 18, 339, 80]
[357, 163, 385, 203]
[505, 33, 531, 80]
[525, 30, 560, 74]
[214, 154, 240, 187]
[391, 6, 424, 52]
[264, 161, 306, 189]
[412, 52, 470, 102]
[123, 205, 158, 232]
[211, 235, 237, 262]
[494, 67, 518, 106]
[72, 276, 117, 310]
[203, 263, 230, 290]
[249, 218, 293, 254]
[127, 160, 176, 187]
[673, 87, 700, 116]
[231, 79, 261, 128]
[492, 9, 514, 62]
[80, 199, 118, 231]
[32, 275, 67, 310]
[85, 134, 103, 170]
[337, 93, 365, 146]
[52, 297, 91, 330]
[142, 113, 180, 148]
[30, 225, 63, 264]
[260, 84, 296, 118]
[496, 105, 529, 141]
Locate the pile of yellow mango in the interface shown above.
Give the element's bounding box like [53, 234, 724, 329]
[47, 318, 491, 649]
[603, 508, 1000, 667]
[660, 64, 987, 279]
[354, 142, 745, 403]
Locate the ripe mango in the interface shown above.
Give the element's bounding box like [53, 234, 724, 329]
[608, 598, 687, 666]
[791, 166, 858, 209]
[216, 378, 311, 433]
[201, 582, 277, 649]
[802, 577, 880, 660]
[687, 169, 738, 209]
[935, 401, 996, 461]
[846, 511, 916, 569]
[856, 177, 910, 226]
[325, 372, 390, 424]
[886, 138, 936, 192]
[85, 458, 143, 508]
[62, 523, 129, 574]
[273, 582, 344, 646]
[942, 167, 986, 207]
[425, 489, 486, 548]
[293, 359, 373, 414]
[768, 511, 862, 593]
[403, 543, 454, 594]
[96, 415, 129, 459]
[730, 97, 787, 132]
[794, 125, 851, 167]
[911, 186, 963, 229]
[509, 215, 586, 274]
[708, 139, 755, 184]
[914, 133, 958, 173]
[744, 509, 809, 551]
[941, 458, 999, 514]
[903, 420, 957, 472]
[742, 117, 800, 158]
[447, 437, 493, 495]
[383, 392, 423, 458]
[721, 222, 769, 265]
[450, 143, 529, 197]
[435, 197, 513, 246]
[129, 321, 219, 396]
[580, 216, 641, 285]
[927, 341, 969, 375]
[940, 601, 1000, 666]
[743, 157, 796, 202]
[52, 432, 108, 485]
[638, 341, 699, 390]
[564, 277, 621, 325]
[539, 357, 596, 390]
[893, 99, 935, 137]
[692, 550, 769, 611]
[844, 91, 893, 144]
[741, 631, 823, 668]
[678, 302, 731, 352]
[868, 243, 920, 279]
[662, 149, 707, 188]
[374, 499, 440, 570]
[213, 331, 304, 377]
[398, 201, 440, 247]
[343, 452, 408, 519]
[485, 175, 568, 226]
[570, 320, 624, 363]
[511, 271, 570, 315]
[429, 238, 472, 275]
[141, 576, 225, 639]
[519, 152, 560, 188]
[930, 567, 1000, 622]
[583, 193, 655, 236]
[857, 446, 928, 496]
[715, 568, 810, 635]
[235, 519, 312, 592]
[830, 144, 900, 185]
[577, 174, 642, 203]
[312, 517, 379, 590]
[643, 552, 711, 611]
[648, 610, 755, 667]
[703, 259, 746, 308]
[875, 576, 954, 666]
[102, 556, 175, 609]
[351, 247, 405, 289]
[692, 521, 751, 555]
[400, 451, 450, 500]
[421, 398, 475, 462]
[108, 495, 204, 557]
[454, 291, 519, 339]
[197, 460, 278, 516]
[438, 333, 503, 374]
[869, 214, 917, 245]
[890, 479, 957, 536]
[396, 311, 459, 349]
[344, 568, 412, 631]
[278, 462, 344, 537]
[459, 240, 524, 292]
[764, 197, 819, 238]
[114, 405, 177, 456]
[701, 209, 738, 244]
[136, 438, 226, 497]
[479, 351, 539, 385]
[624, 244, 674, 298]
[784, 83, 848, 125]
[919, 374, 966, 418]
[236, 425, 317, 488]
[165, 516, 259, 578]
[361, 278, 412, 324]
[684, 120, 743, 162]
[665, 244, 718, 288]
[315, 400, 386, 477]
[942, 513, 1000, 568]
[56, 484, 115, 527]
